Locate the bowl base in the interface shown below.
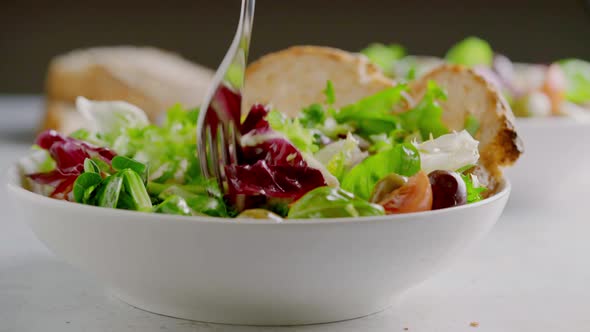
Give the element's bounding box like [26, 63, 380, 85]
[110, 289, 402, 326]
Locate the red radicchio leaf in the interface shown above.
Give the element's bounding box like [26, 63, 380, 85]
[49, 175, 78, 200]
[225, 104, 326, 205]
[49, 142, 89, 173]
[240, 138, 306, 167]
[27, 130, 116, 199]
[240, 103, 270, 135]
[28, 170, 70, 185]
[204, 85, 243, 137]
[226, 160, 325, 200]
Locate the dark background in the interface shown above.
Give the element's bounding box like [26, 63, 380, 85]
[1, 0, 589, 93]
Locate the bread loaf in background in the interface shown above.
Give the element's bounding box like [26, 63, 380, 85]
[43, 46, 214, 134]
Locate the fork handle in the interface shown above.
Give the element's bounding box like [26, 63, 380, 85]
[241, 0, 256, 64]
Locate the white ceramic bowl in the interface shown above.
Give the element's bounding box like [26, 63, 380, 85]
[506, 118, 590, 210]
[7, 167, 510, 325]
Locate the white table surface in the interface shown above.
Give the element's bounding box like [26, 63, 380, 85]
[1, 96, 589, 332]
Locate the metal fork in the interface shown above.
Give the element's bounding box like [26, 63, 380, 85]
[196, 0, 255, 193]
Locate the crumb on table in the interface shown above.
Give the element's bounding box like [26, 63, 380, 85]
[470, 321, 479, 327]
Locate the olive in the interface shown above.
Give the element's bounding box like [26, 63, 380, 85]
[370, 173, 408, 203]
[428, 170, 467, 210]
[236, 209, 284, 222]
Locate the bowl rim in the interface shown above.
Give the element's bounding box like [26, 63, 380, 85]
[5, 165, 510, 225]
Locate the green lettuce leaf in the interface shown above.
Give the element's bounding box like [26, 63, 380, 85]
[334, 85, 407, 136]
[399, 81, 449, 140]
[147, 177, 221, 199]
[96, 174, 124, 208]
[119, 169, 152, 211]
[367, 129, 417, 153]
[112, 156, 147, 175]
[361, 43, 406, 74]
[559, 59, 590, 103]
[76, 97, 150, 145]
[153, 195, 192, 216]
[323, 80, 336, 105]
[108, 104, 201, 184]
[158, 185, 228, 217]
[288, 186, 384, 219]
[341, 142, 421, 200]
[299, 104, 326, 128]
[73, 172, 102, 203]
[75, 103, 200, 186]
[445, 36, 493, 67]
[83, 158, 101, 174]
[461, 173, 487, 204]
[267, 110, 319, 153]
[298, 80, 336, 129]
[315, 133, 366, 181]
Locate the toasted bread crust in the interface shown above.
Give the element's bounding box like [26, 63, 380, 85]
[408, 64, 523, 192]
[246, 46, 390, 83]
[245, 45, 394, 117]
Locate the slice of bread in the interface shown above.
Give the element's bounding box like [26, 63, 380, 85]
[244, 45, 395, 117]
[43, 46, 214, 134]
[408, 64, 523, 193]
[244, 46, 522, 193]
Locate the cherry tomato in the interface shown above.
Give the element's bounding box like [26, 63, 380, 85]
[378, 171, 433, 214]
[428, 170, 467, 210]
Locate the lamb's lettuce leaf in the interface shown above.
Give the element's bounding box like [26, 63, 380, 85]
[153, 195, 192, 216]
[73, 172, 102, 203]
[158, 185, 227, 217]
[288, 186, 384, 219]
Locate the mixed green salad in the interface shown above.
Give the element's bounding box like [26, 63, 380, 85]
[23, 81, 486, 220]
[361, 36, 590, 119]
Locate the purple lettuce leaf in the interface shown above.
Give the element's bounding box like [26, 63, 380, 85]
[225, 104, 326, 204]
[27, 130, 116, 199]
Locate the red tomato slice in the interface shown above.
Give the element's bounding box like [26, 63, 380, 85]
[378, 171, 433, 214]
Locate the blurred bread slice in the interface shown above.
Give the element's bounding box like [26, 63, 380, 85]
[43, 101, 85, 135]
[43, 46, 214, 134]
[244, 45, 395, 117]
[408, 64, 523, 193]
